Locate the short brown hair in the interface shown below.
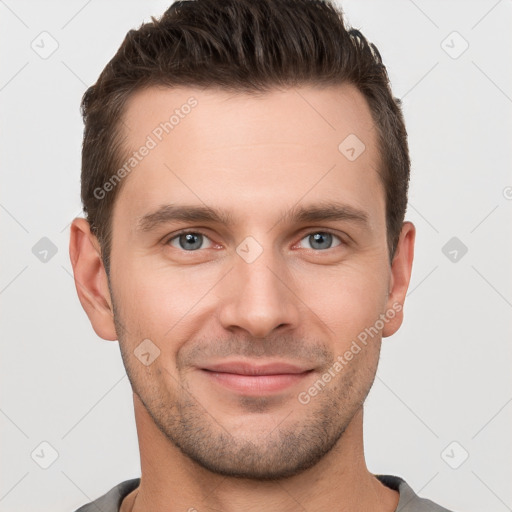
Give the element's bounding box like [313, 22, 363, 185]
[80, 0, 410, 277]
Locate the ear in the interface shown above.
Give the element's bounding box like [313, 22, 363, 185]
[69, 217, 117, 341]
[382, 221, 416, 338]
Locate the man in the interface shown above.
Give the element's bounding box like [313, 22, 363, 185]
[69, 0, 455, 510]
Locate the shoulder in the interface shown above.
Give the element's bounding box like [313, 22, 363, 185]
[376, 474, 456, 512]
[72, 478, 140, 512]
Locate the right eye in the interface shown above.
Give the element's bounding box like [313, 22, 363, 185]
[167, 231, 215, 251]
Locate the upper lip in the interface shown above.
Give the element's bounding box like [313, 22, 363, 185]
[201, 361, 313, 376]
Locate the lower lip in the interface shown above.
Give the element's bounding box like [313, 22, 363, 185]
[201, 370, 313, 394]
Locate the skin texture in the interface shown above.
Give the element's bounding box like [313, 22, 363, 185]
[70, 84, 415, 512]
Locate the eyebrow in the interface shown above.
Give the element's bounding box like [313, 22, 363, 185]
[136, 201, 370, 233]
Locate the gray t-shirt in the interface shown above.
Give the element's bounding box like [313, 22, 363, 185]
[73, 474, 455, 511]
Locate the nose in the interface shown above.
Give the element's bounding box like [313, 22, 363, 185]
[217, 244, 301, 339]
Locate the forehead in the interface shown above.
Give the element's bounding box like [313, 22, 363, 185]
[114, 84, 383, 231]
[121, 84, 377, 151]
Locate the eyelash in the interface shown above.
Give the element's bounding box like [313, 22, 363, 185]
[164, 229, 346, 252]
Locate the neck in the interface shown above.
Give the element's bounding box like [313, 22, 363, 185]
[125, 394, 399, 512]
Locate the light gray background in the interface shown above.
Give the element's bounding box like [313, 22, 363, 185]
[1, 1, 511, 511]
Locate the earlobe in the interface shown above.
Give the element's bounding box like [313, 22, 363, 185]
[69, 218, 118, 341]
[382, 221, 416, 338]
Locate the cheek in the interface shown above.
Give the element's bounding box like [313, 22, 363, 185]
[112, 244, 390, 347]
[292, 260, 389, 340]
[112, 257, 219, 339]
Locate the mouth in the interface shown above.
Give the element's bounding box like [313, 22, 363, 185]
[199, 361, 315, 395]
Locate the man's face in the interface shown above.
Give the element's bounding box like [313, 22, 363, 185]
[108, 84, 397, 479]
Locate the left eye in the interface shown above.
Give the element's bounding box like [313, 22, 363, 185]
[298, 232, 342, 250]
